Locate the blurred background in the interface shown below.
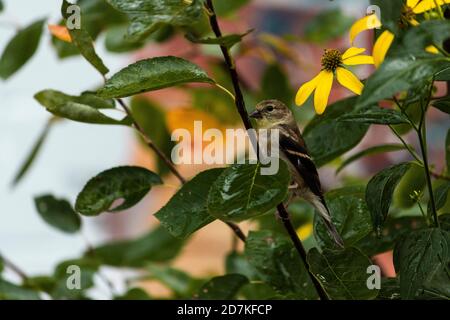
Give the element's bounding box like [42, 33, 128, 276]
[1, 0, 448, 297]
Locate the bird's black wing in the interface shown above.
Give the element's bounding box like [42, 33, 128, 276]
[278, 132, 324, 199]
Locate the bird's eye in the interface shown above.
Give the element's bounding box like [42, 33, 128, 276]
[266, 105, 274, 112]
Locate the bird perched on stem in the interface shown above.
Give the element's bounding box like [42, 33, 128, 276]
[250, 99, 344, 248]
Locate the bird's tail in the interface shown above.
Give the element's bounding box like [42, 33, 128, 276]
[311, 195, 345, 248]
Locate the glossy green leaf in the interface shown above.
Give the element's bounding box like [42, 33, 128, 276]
[34, 90, 130, 126]
[155, 168, 223, 239]
[62, 0, 109, 75]
[394, 163, 426, 209]
[106, 0, 204, 41]
[12, 118, 55, 186]
[337, 144, 407, 174]
[366, 162, 411, 235]
[98, 56, 214, 98]
[207, 162, 290, 222]
[245, 230, 317, 299]
[0, 19, 45, 79]
[357, 57, 450, 110]
[213, 0, 249, 16]
[186, 30, 252, 49]
[75, 166, 162, 216]
[146, 264, 203, 298]
[91, 226, 184, 267]
[34, 195, 81, 234]
[430, 181, 450, 214]
[104, 25, 144, 53]
[0, 279, 40, 300]
[130, 98, 173, 175]
[115, 288, 151, 300]
[0, 1, 3, 12]
[432, 97, 450, 114]
[377, 278, 401, 300]
[356, 216, 426, 257]
[303, 97, 369, 167]
[196, 274, 248, 300]
[308, 247, 378, 300]
[393, 228, 449, 299]
[0, 255, 3, 273]
[338, 107, 410, 125]
[304, 9, 353, 43]
[314, 186, 372, 249]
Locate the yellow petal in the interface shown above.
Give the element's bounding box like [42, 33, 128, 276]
[296, 223, 313, 241]
[342, 47, 366, 60]
[48, 24, 72, 43]
[349, 14, 381, 45]
[336, 67, 364, 95]
[413, 0, 438, 13]
[295, 73, 321, 106]
[407, 0, 420, 8]
[314, 71, 334, 115]
[373, 30, 395, 68]
[426, 45, 440, 54]
[409, 18, 420, 27]
[343, 55, 375, 65]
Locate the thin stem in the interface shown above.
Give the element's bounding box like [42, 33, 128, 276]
[416, 82, 440, 228]
[1, 254, 28, 282]
[117, 98, 247, 241]
[388, 125, 422, 163]
[205, 0, 327, 300]
[215, 83, 236, 101]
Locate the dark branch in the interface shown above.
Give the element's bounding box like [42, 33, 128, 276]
[2, 255, 28, 282]
[205, 0, 328, 300]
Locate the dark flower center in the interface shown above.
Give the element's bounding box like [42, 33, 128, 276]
[399, 5, 416, 28]
[321, 49, 343, 72]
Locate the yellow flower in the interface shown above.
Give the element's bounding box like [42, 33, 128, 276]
[350, 0, 449, 67]
[295, 47, 374, 115]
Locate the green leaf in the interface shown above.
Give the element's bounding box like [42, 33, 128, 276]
[314, 186, 372, 248]
[308, 247, 378, 300]
[104, 24, 144, 53]
[0, 279, 40, 300]
[12, 118, 55, 186]
[196, 274, 248, 300]
[430, 181, 450, 214]
[357, 56, 450, 110]
[106, 0, 204, 41]
[98, 56, 214, 98]
[146, 264, 203, 298]
[185, 30, 252, 49]
[0, 1, 4, 12]
[336, 144, 407, 174]
[432, 97, 450, 114]
[304, 9, 353, 43]
[260, 63, 293, 106]
[34, 90, 130, 126]
[155, 168, 222, 239]
[303, 97, 369, 167]
[62, 0, 109, 75]
[338, 107, 410, 125]
[245, 230, 317, 299]
[34, 195, 81, 234]
[130, 98, 173, 175]
[356, 216, 427, 257]
[393, 228, 449, 299]
[92, 226, 184, 267]
[377, 278, 401, 300]
[213, 0, 249, 17]
[207, 162, 290, 222]
[75, 166, 162, 216]
[0, 19, 45, 79]
[366, 162, 411, 235]
[115, 288, 151, 300]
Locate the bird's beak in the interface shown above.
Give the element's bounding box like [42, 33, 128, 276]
[249, 109, 262, 119]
